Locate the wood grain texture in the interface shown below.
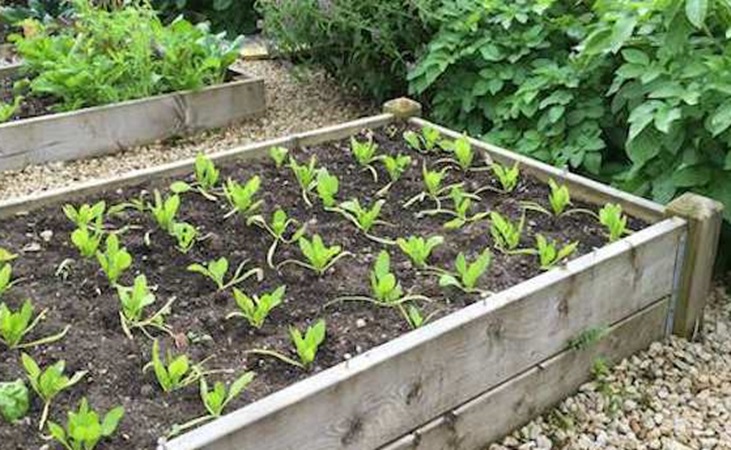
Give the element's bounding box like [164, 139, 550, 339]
[381, 297, 669, 450]
[408, 118, 666, 223]
[0, 114, 395, 218]
[0, 74, 266, 171]
[0, 62, 20, 78]
[163, 218, 685, 450]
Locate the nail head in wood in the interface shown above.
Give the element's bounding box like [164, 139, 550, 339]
[383, 97, 422, 119]
[665, 192, 724, 339]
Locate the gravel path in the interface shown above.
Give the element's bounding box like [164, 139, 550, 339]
[491, 284, 731, 450]
[0, 59, 375, 200]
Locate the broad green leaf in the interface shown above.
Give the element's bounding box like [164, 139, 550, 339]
[685, 0, 708, 28]
[709, 100, 731, 136]
[621, 49, 649, 65]
[671, 165, 711, 187]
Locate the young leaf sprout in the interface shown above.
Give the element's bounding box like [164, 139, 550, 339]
[247, 209, 307, 268]
[418, 185, 488, 229]
[0, 300, 70, 349]
[401, 304, 440, 330]
[277, 235, 352, 276]
[521, 179, 594, 218]
[116, 275, 175, 340]
[148, 191, 180, 233]
[489, 212, 525, 252]
[435, 135, 481, 171]
[246, 319, 326, 370]
[223, 176, 263, 218]
[437, 249, 493, 294]
[171, 222, 198, 254]
[70, 226, 104, 259]
[315, 168, 339, 208]
[226, 286, 286, 329]
[170, 153, 220, 201]
[269, 146, 289, 168]
[144, 340, 217, 393]
[332, 198, 392, 243]
[289, 155, 319, 207]
[350, 137, 382, 181]
[0, 247, 17, 263]
[0, 262, 17, 297]
[377, 154, 412, 196]
[47, 398, 124, 450]
[599, 204, 628, 242]
[187, 257, 263, 292]
[96, 234, 133, 285]
[534, 235, 578, 270]
[491, 162, 520, 193]
[403, 125, 442, 153]
[63, 201, 106, 230]
[396, 235, 443, 269]
[403, 164, 452, 209]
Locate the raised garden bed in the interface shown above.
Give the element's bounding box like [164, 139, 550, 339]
[0, 100, 722, 450]
[0, 63, 265, 172]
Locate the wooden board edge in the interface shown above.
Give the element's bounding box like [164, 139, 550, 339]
[381, 296, 670, 450]
[0, 114, 396, 218]
[0, 62, 20, 78]
[162, 218, 684, 450]
[408, 117, 666, 223]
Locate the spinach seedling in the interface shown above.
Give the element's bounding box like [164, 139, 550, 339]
[269, 146, 289, 168]
[223, 176, 263, 218]
[401, 304, 440, 330]
[278, 235, 351, 276]
[145, 340, 208, 393]
[227, 286, 286, 329]
[350, 137, 382, 181]
[435, 135, 476, 171]
[0, 248, 17, 263]
[289, 155, 319, 207]
[329, 251, 431, 309]
[22, 353, 87, 430]
[148, 191, 180, 233]
[403, 125, 442, 153]
[171, 222, 198, 254]
[171, 153, 220, 201]
[170, 371, 256, 436]
[438, 249, 493, 294]
[47, 398, 124, 450]
[96, 234, 132, 285]
[489, 212, 525, 252]
[0, 96, 22, 123]
[187, 257, 263, 292]
[0, 300, 70, 349]
[535, 235, 578, 270]
[403, 165, 451, 209]
[396, 235, 444, 269]
[491, 162, 520, 193]
[117, 275, 175, 340]
[418, 185, 488, 229]
[333, 199, 389, 241]
[0, 379, 29, 423]
[70, 226, 104, 259]
[521, 179, 595, 218]
[63, 201, 106, 229]
[247, 209, 306, 268]
[599, 204, 628, 242]
[315, 168, 339, 208]
[377, 154, 412, 196]
[247, 320, 327, 371]
[0, 263, 16, 297]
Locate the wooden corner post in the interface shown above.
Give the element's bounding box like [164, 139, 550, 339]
[383, 98, 422, 120]
[666, 193, 724, 338]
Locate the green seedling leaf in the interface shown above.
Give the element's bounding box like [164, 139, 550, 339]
[0, 299, 69, 349]
[535, 235, 578, 270]
[171, 222, 198, 254]
[146, 340, 204, 393]
[599, 203, 628, 242]
[439, 249, 492, 292]
[382, 154, 412, 182]
[396, 235, 443, 268]
[47, 398, 124, 450]
[0, 248, 17, 264]
[370, 251, 403, 304]
[269, 146, 289, 168]
[336, 198, 385, 233]
[0, 379, 29, 422]
[194, 153, 220, 192]
[316, 168, 339, 208]
[63, 201, 106, 229]
[71, 226, 104, 259]
[223, 176, 262, 217]
[452, 135, 474, 170]
[489, 212, 524, 251]
[96, 234, 132, 285]
[187, 257, 262, 291]
[491, 162, 520, 193]
[289, 319, 326, 369]
[148, 191, 180, 233]
[227, 286, 286, 329]
[201, 371, 255, 417]
[291, 235, 349, 275]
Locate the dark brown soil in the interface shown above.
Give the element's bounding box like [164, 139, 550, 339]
[0, 73, 56, 121]
[0, 125, 647, 449]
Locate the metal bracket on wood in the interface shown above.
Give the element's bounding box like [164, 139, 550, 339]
[665, 193, 724, 339]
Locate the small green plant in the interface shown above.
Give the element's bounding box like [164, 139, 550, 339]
[436, 135, 477, 171]
[403, 165, 451, 209]
[401, 304, 439, 330]
[22, 353, 87, 430]
[226, 286, 286, 329]
[247, 320, 327, 370]
[117, 275, 174, 340]
[438, 249, 492, 294]
[0, 379, 29, 423]
[548, 179, 570, 216]
[148, 191, 180, 233]
[396, 235, 444, 268]
[403, 126, 442, 153]
[489, 212, 524, 252]
[535, 235, 578, 270]
[491, 162, 520, 193]
[377, 153, 412, 197]
[70, 226, 104, 259]
[0, 300, 70, 349]
[171, 153, 220, 200]
[599, 204, 628, 242]
[96, 234, 132, 285]
[569, 327, 608, 351]
[47, 398, 124, 450]
[63, 201, 106, 229]
[0, 96, 23, 123]
[334, 199, 387, 234]
[289, 155, 319, 207]
[145, 340, 206, 393]
[278, 235, 351, 276]
[269, 146, 289, 168]
[0, 263, 16, 297]
[350, 137, 382, 181]
[0, 248, 17, 264]
[315, 169, 339, 208]
[171, 222, 198, 254]
[223, 176, 263, 218]
[247, 209, 306, 268]
[419, 185, 488, 229]
[187, 257, 263, 292]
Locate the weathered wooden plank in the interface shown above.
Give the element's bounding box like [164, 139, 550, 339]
[163, 218, 685, 450]
[0, 73, 266, 172]
[408, 117, 666, 223]
[666, 193, 724, 338]
[0, 114, 396, 218]
[381, 297, 669, 450]
[0, 61, 19, 78]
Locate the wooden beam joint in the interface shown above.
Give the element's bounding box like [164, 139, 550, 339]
[665, 193, 724, 339]
[383, 98, 422, 120]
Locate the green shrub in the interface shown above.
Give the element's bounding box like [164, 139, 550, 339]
[410, 0, 731, 224]
[11, 0, 243, 112]
[152, 0, 258, 36]
[257, 0, 438, 101]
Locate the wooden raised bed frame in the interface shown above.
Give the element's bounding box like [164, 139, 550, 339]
[0, 99, 722, 450]
[0, 63, 266, 172]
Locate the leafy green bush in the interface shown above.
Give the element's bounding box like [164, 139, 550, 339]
[257, 0, 438, 101]
[152, 0, 258, 36]
[11, 0, 243, 112]
[410, 0, 731, 224]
